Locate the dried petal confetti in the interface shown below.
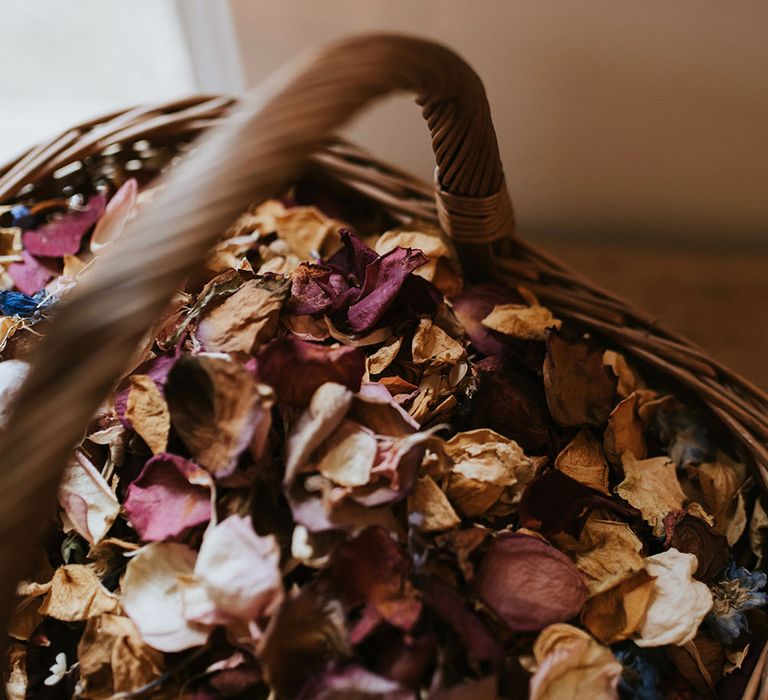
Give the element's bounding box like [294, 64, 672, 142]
[5, 183, 764, 699]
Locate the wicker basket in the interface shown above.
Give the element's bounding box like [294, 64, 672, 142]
[0, 33, 767, 696]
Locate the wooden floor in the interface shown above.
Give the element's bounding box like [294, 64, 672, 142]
[540, 240, 768, 391]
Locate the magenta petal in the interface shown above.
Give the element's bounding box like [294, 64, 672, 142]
[124, 453, 211, 541]
[452, 284, 522, 357]
[345, 247, 428, 333]
[7, 250, 56, 294]
[257, 337, 364, 406]
[23, 193, 106, 256]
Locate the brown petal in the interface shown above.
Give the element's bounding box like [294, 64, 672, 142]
[126, 374, 170, 454]
[474, 534, 587, 631]
[668, 514, 729, 582]
[38, 565, 119, 621]
[604, 393, 646, 463]
[166, 355, 272, 477]
[195, 276, 289, 354]
[543, 331, 617, 427]
[481, 303, 560, 340]
[554, 430, 610, 494]
[616, 454, 685, 536]
[581, 570, 657, 644]
[78, 614, 164, 698]
[408, 475, 461, 532]
[666, 632, 724, 695]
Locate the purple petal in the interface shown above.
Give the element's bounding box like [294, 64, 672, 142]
[452, 283, 522, 357]
[326, 229, 378, 285]
[345, 247, 429, 333]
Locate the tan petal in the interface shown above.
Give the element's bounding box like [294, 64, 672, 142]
[616, 455, 685, 536]
[315, 420, 377, 488]
[195, 277, 288, 354]
[58, 452, 120, 545]
[696, 453, 747, 541]
[566, 516, 646, 596]
[582, 570, 656, 644]
[408, 475, 461, 532]
[481, 304, 561, 340]
[78, 614, 164, 699]
[543, 332, 616, 427]
[274, 206, 343, 259]
[603, 393, 646, 463]
[38, 565, 119, 621]
[603, 350, 646, 399]
[530, 624, 622, 700]
[445, 429, 533, 517]
[366, 336, 402, 375]
[126, 374, 169, 454]
[411, 319, 465, 367]
[554, 430, 610, 494]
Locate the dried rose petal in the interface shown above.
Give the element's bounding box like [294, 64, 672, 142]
[124, 454, 211, 542]
[195, 515, 282, 620]
[668, 514, 729, 582]
[452, 283, 522, 356]
[23, 193, 106, 256]
[474, 534, 587, 632]
[543, 330, 617, 427]
[519, 470, 637, 538]
[7, 251, 55, 295]
[466, 363, 553, 454]
[257, 337, 364, 406]
[166, 355, 272, 477]
[328, 527, 421, 635]
[90, 178, 137, 253]
[419, 577, 502, 666]
[115, 353, 177, 428]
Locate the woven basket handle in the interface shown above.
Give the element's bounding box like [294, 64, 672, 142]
[0, 33, 512, 652]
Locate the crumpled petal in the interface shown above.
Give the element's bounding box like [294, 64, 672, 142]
[529, 623, 622, 700]
[616, 455, 685, 537]
[634, 548, 713, 647]
[77, 613, 164, 699]
[38, 565, 119, 621]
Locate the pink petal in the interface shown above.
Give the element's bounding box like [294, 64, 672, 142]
[124, 453, 211, 541]
[23, 193, 106, 257]
[7, 250, 56, 294]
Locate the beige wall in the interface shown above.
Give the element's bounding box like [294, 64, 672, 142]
[229, 1, 768, 244]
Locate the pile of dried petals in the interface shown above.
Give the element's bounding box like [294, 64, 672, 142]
[2, 181, 767, 699]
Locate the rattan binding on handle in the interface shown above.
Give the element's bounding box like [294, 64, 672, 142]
[0, 34, 513, 655]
